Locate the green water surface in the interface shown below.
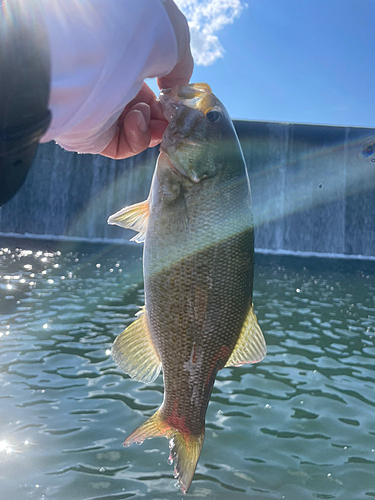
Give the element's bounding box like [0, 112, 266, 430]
[0, 241, 374, 500]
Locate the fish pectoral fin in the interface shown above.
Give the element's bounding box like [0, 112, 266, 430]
[107, 200, 149, 243]
[111, 307, 161, 384]
[123, 409, 204, 494]
[225, 304, 267, 367]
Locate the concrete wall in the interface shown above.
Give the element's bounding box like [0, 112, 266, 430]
[1, 120, 375, 257]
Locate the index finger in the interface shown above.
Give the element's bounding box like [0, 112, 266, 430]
[157, 48, 194, 90]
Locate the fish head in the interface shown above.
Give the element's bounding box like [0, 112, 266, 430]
[159, 83, 239, 183]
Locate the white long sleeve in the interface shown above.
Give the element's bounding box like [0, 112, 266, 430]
[39, 0, 178, 153]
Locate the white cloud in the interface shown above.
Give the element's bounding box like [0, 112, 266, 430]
[175, 0, 245, 66]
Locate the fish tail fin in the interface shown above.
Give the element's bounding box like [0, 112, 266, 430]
[168, 429, 204, 494]
[123, 409, 204, 494]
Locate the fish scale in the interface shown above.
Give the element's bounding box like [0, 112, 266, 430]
[148, 230, 254, 434]
[108, 83, 267, 494]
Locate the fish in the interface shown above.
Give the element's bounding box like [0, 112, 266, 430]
[107, 83, 266, 494]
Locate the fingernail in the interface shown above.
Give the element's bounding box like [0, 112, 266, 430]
[136, 111, 148, 133]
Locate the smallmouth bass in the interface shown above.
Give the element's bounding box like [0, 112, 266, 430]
[108, 83, 266, 493]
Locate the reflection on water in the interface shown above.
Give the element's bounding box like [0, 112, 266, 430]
[0, 241, 374, 500]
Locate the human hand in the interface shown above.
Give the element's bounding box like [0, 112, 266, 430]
[100, 1, 193, 160]
[100, 82, 167, 160]
[101, 50, 193, 161]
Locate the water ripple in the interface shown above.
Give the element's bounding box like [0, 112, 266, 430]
[0, 244, 374, 499]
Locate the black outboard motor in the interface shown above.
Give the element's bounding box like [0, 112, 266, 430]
[0, 0, 51, 205]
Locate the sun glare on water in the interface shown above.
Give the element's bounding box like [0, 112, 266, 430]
[0, 441, 13, 455]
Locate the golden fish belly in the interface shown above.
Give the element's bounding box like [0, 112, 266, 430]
[145, 227, 254, 435]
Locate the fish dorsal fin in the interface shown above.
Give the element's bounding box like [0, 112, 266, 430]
[107, 200, 149, 243]
[111, 307, 162, 383]
[225, 305, 266, 367]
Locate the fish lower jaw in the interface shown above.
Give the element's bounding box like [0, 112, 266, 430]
[159, 150, 189, 179]
[162, 130, 203, 148]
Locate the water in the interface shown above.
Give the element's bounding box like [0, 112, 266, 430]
[0, 240, 374, 500]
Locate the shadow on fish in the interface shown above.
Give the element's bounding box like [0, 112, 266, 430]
[108, 83, 266, 494]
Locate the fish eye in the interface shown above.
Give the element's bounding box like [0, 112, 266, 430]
[206, 109, 223, 123]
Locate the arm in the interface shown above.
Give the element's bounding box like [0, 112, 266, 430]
[100, 0, 194, 159]
[41, 0, 193, 158]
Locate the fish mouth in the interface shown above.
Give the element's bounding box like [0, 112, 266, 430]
[164, 134, 203, 148]
[158, 84, 214, 184]
[159, 84, 214, 148]
[159, 83, 213, 120]
[159, 83, 211, 103]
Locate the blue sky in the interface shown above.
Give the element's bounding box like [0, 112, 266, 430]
[155, 0, 375, 128]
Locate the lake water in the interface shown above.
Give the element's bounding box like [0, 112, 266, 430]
[0, 240, 374, 500]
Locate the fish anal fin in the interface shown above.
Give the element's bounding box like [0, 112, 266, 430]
[107, 200, 149, 243]
[123, 409, 204, 494]
[123, 410, 169, 447]
[111, 307, 161, 384]
[225, 304, 266, 367]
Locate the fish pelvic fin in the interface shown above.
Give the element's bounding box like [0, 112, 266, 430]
[225, 304, 267, 367]
[123, 409, 204, 494]
[107, 199, 149, 243]
[111, 307, 161, 384]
